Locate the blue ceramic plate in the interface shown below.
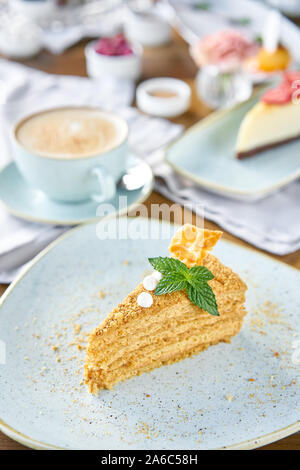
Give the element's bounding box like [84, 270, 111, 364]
[165, 91, 300, 201]
[0, 218, 299, 449]
[0, 155, 153, 225]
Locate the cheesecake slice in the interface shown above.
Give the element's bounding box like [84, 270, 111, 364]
[236, 72, 300, 159]
[84, 225, 247, 393]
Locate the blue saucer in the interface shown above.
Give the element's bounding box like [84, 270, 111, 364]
[0, 155, 153, 225]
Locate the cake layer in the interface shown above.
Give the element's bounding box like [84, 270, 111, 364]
[90, 253, 246, 339]
[236, 101, 300, 157]
[87, 294, 246, 370]
[85, 323, 241, 392]
[86, 312, 245, 378]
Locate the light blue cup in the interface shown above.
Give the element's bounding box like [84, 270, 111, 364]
[12, 108, 129, 203]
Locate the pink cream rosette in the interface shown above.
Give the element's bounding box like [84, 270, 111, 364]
[191, 30, 258, 70]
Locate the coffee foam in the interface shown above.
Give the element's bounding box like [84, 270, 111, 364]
[16, 108, 127, 158]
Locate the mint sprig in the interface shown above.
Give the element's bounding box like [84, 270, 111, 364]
[148, 257, 219, 316]
[194, 2, 210, 11]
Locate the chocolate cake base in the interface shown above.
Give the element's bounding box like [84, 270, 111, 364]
[237, 133, 300, 159]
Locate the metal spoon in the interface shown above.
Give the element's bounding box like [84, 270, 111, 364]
[117, 160, 152, 191]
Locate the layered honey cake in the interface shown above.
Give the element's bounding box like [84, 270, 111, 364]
[85, 225, 247, 393]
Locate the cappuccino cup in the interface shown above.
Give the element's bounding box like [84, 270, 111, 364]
[12, 107, 128, 202]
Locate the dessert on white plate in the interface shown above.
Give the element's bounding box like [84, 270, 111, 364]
[236, 72, 300, 158]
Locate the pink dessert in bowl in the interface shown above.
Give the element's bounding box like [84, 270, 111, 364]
[94, 34, 133, 57]
[85, 34, 142, 81]
[191, 30, 258, 70]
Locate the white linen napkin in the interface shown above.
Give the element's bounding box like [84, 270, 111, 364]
[41, 3, 125, 55]
[36, 1, 170, 55]
[0, 0, 125, 56]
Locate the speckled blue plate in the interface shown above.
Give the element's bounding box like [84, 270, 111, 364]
[0, 218, 299, 450]
[0, 155, 153, 225]
[165, 90, 300, 201]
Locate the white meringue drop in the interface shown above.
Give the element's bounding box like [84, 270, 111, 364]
[152, 270, 162, 282]
[143, 275, 158, 291]
[137, 292, 153, 308]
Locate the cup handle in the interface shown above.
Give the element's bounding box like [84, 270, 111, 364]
[90, 166, 116, 203]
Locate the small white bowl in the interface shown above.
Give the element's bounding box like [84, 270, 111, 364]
[136, 78, 191, 118]
[124, 11, 171, 47]
[0, 17, 41, 59]
[85, 40, 142, 82]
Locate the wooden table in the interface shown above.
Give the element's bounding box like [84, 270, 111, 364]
[0, 31, 299, 451]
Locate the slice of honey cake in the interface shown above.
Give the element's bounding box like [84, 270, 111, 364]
[85, 225, 247, 393]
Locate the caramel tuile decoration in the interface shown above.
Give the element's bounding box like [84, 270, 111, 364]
[169, 224, 223, 267]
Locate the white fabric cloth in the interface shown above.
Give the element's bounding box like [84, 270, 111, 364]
[41, 4, 124, 55]
[4, 0, 126, 55]
[39, 1, 170, 55]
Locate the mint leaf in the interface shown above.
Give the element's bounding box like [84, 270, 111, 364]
[194, 2, 210, 10]
[148, 256, 219, 316]
[187, 283, 219, 317]
[155, 274, 188, 295]
[188, 265, 214, 282]
[149, 257, 189, 276]
[231, 17, 251, 26]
